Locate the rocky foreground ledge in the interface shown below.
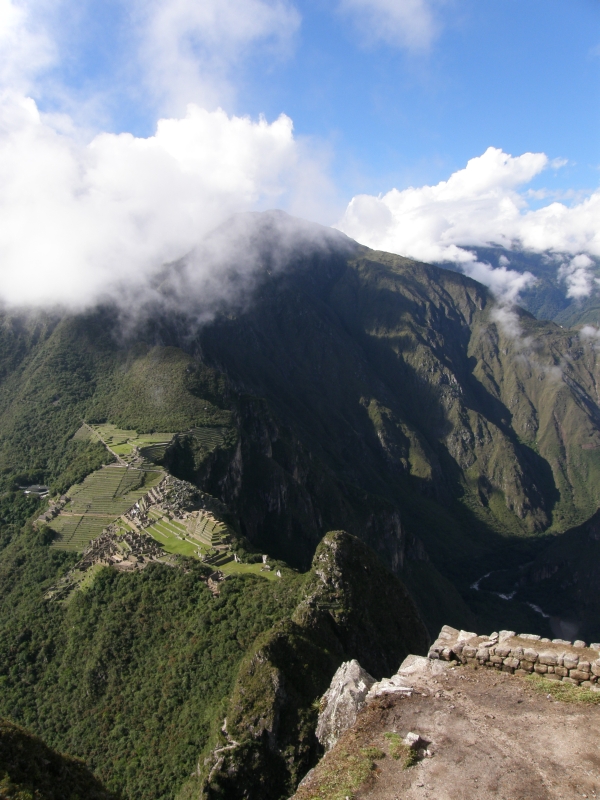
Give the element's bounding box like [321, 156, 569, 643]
[291, 626, 600, 800]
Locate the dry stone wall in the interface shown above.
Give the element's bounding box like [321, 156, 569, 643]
[428, 625, 600, 689]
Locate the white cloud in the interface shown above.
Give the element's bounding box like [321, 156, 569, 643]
[0, 94, 321, 308]
[579, 324, 600, 341]
[0, 0, 55, 92]
[578, 324, 600, 353]
[0, 0, 339, 312]
[461, 260, 537, 305]
[338, 0, 438, 49]
[133, 0, 301, 114]
[557, 254, 595, 299]
[337, 146, 600, 302]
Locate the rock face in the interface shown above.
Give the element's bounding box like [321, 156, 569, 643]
[316, 660, 375, 751]
[315, 653, 447, 755]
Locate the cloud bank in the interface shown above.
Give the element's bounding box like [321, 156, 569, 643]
[337, 147, 600, 302]
[0, 0, 333, 311]
[135, 0, 301, 114]
[0, 94, 321, 307]
[1, 0, 600, 320]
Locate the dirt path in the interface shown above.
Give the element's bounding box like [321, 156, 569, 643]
[82, 422, 127, 466]
[299, 666, 600, 800]
[57, 512, 116, 518]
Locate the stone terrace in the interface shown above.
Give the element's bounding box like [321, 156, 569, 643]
[429, 625, 600, 688]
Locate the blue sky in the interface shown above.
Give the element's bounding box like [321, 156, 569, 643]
[0, 0, 599, 307]
[255, 0, 600, 200]
[37, 0, 600, 197]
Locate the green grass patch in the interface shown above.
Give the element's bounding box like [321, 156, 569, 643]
[383, 732, 417, 768]
[293, 733, 379, 800]
[360, 746, 385, 760]
[146, 524, 199, 558]
[526, 674, 600, 704]
[111, 443, 133, 456]
[219, 561, 279, 581]
[159, 518, 187, 535]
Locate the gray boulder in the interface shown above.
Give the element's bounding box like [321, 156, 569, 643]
[315, 660, 375, 751]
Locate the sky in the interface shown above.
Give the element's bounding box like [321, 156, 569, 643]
[0, 0, 599, 307]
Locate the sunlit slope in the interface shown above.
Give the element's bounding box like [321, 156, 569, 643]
[0, 312, 234, 495]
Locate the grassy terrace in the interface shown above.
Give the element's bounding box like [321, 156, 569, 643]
[188, 427, 227, 449]
[51, 466, 163, 552]
[74, 423, 175, 465]
[144, 511, 276, 578]
[146, 513, 204, 559]
[73, 423, 229, 470]
[186, 511, 230, 546]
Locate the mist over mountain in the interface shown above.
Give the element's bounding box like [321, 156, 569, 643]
[3, 212, 600, 622]
[441, 245, 600, 329]
[2, 211, 600, 798]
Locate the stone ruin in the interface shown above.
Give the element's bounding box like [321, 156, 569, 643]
[35, 494, 70, 525]
[428, 625, 600, 689]
[76, 524, 164, 572]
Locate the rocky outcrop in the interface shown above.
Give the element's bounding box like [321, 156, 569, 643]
[315, 660, 375, 752]
[314, 653, 449, 757]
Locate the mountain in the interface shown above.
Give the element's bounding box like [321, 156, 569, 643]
[2, 210, 600, 796]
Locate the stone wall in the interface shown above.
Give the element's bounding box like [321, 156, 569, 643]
[428, 625, 600, 688]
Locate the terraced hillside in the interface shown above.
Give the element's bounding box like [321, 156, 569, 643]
[50, 466, 163, 551]
[75, 423, 175, 465]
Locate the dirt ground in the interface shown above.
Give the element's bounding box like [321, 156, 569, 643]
[298, 664, 600, 800]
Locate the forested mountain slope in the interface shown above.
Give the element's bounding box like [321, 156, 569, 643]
[0, 718, 116, 800]
[1, 213, 600, 631]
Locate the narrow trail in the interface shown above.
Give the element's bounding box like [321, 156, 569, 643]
[82, 421, 127, 466]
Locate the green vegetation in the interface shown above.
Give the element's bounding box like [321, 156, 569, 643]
[0, 718, 115, 800]
[86, 423, 177, 465]
[146, 517, 200, 559]
[89, 346, 233, 434]
[219, 560, 280, 581]
[526, 674, 600, 704]
[193, 532, 429, 799]
[0, 522, 306, 799]
[292, 732, 380, 800]
[383, 732, 417, 767]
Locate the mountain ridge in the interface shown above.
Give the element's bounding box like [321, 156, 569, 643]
[1, 211, 600, 797]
